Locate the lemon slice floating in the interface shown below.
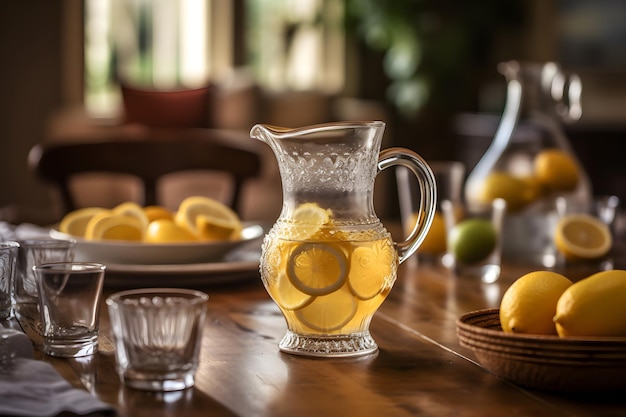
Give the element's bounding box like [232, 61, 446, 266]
[268, 271, 314, 311]
[175, 196, 242, 241]
[348, 245, 393, 300]
[287, 243, 347, 296]
[295, 285, 357, 332]
[553, 214, 611, 260]
[84, 211, 145, 241]
[58, 207, 107, 237]
[291, 203, 331, 239]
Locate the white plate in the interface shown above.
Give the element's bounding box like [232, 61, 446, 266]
[50, 223, 265, 265]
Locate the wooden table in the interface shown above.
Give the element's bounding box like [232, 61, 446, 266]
[39, 257, 626, 417]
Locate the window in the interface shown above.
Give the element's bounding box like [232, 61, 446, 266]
[83, 0, 344, 118]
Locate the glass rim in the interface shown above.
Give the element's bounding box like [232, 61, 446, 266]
[106, 287, 209, 307]
[33, 261, 106, 273]
[0, 241, 20, 249]
[18, 238, 76, 248]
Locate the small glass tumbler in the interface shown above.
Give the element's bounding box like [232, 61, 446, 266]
[397, 161, 465, 266]
[33, 262, 106, 357]
[555, 195, 620, 273]
[106, 288, 209, 392]
[442, 198, 506, 283]
[0, 241, 19, 320]
[14, 239, 76, 347]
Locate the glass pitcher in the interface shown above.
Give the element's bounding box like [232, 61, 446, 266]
[464, 61, 592, 266]
[250, 121, 436, 357]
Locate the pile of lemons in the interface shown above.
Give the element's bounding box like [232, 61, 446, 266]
[479, 148, 579, 212]
[499, 269, 626, 337]
[58, 196, 243, 243]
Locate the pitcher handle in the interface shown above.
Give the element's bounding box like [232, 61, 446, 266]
[378, 148, 437, 264]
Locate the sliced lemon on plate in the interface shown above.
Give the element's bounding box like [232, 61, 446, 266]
[145, 219, 198, 243]
[58, 207, 107, 237]
[112, 201, 150, 232]
[290, 202, 332, 239]
[143, 205, 174, 222]
[553, 213, 612, 260]
[84, 211, 145, 241]
[287, 243, 348, 296]
[175, 196, 242, 241]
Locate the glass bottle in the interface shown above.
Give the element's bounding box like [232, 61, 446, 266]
[464, 60, 592, 267]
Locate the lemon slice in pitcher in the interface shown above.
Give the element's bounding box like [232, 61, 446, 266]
[348, 245, 394, 300]
[268, 271, 314, 311]
[287, 243, 348, 296]
[290, 203, 332, 239]
[295, 285, 357, 332]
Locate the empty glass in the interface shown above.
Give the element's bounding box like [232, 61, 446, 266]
[0, 241, 19, 320]
[33, 262, 106, 357]
[106, 288, 209, 391]
[14, 239, 76, 347]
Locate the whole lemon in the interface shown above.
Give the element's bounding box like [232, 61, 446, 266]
[479, 172, 530, 212]
[411, 211, 447, 254]
[500, 271, 573, 335]
[554, 269, 626, 337]
[534, 149, 579, 191]
[448, 218, 496, 264]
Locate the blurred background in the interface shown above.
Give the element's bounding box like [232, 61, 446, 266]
[1, 0, 625, 224]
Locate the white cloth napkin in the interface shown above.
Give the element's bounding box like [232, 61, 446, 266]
[0, 358, 117, 417]
[0, 222, 51, 241]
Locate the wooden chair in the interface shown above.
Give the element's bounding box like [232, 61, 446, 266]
[28, 129, 263, 216]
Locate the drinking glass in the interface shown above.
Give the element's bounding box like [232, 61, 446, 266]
[33, 262, 106, 357]
[442, 198, 506, 283]
[106, 288, 209, 391]
[14, 239, 76, 347]
[0, 241, 19, 320]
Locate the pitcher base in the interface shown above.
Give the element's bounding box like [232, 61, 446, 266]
[278, 330, 378, 357]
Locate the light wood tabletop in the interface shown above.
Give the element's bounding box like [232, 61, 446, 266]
[38, 256, 626, 417]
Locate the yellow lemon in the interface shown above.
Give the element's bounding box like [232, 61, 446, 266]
[174, 196, 242, 241]
[409, 211, 447, 254]
[479, 172, 529, 212]
[519, 175, 545, 206]
[448, 218, 497, 264]
[58, 207, 107, 237]
[534, 149, 579, 191]
[555, 270, 626, 337]
[143, 205, 174, 222]
[144, 219, 198, 243]
[286, 242, 348, 296]
[290, 202, 332, 239]
[553, 214, 612, 261]
[84, 211, 145, 241]
[112, 201, 150, 233]
[500, 271, 573, 335]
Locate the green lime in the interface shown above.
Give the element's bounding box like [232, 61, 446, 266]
[448, 218, 497, 264]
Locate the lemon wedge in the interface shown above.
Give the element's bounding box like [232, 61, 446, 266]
[58, 207, 107, 237]
[291, 203, 331, 239]
[553, 214, 611, 260]
[143, 205, 174, 222]
[145, 219, 198, 243]
[174, 196, 242, 241]
[84, 211, 145, 241]
[113, 202, 150, 232]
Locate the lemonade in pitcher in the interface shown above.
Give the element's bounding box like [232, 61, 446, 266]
[250, 121, 437, 357]
[262, 203, 397, 337]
